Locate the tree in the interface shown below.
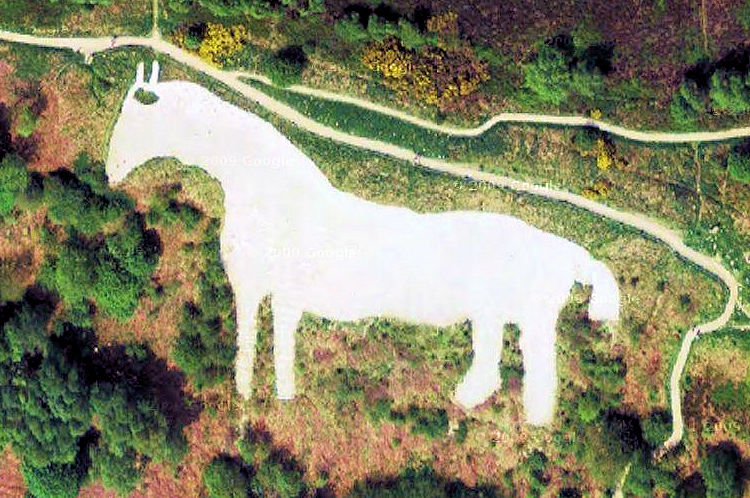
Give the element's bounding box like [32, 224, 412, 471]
[522, 45, 572, 106]
[641, 410, 672, 448]
[203, 456, 251, 498]
[700, 444, 742, 498]
[522, 41, 603, 106]
[91, 446, 142, 496]
[727, 148, 750, 184]
[0, 154, 29, 217]
[262, 46, 308, 88]
[709, 70, 750, 115]
[21, 460, 86, 498]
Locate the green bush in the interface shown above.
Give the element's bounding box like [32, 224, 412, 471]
[349, 466, 491, 497]
[203, 456, 251, 498]
[174, 226, 236, 390]
[641, 410, 672, 448]
[134, 88, 159, 105]
[700, 444, 742, 498]
[252, 461, 304, 498]
[21, 461, 85, 498]
[16, 106, 38, 138]
[709, 70, 750, 115]
[92, 447, 142, 496]
[0, 154, 29, 217]
[261, 46, 307, 87]
[727, 149, 750, 184]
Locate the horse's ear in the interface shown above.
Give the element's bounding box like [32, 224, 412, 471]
[127, 62, 146, 99]
[135, 62, 145, 86]
[149, 60, 160, 86]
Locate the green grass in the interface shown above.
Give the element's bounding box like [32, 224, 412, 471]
[0, 42, 736, 493]
[0, 0, 152, 36]
[243, 78, 508, 160]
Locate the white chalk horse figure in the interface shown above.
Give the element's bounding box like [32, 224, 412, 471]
[107, 62, 621, 425]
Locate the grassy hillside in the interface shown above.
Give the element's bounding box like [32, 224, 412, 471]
[0, 41, 745, 496]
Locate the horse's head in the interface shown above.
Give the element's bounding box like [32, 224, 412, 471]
[106, 61, 218, 184]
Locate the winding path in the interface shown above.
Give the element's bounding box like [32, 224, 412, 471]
[0, 18, 747, 453]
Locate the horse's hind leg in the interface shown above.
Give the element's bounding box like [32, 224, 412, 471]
[519, 316, 558, 425]
[454, 317, 503, 409]
[272, 297, 302, 399]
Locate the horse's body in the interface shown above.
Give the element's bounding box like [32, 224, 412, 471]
[107, 62, 620, 425]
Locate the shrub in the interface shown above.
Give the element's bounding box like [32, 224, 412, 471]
[15, 105, 38, 138]
[262, 45, 308, 87]
[709, 70, 750, 115]
[198, 23, 248, 65]
[362, 38, 489, 108]
[0, 154, 29, 216]
[727, 148, 750, 184]
[134, 88, 159, 105]
[21, 461, 85, 498]
[333, 16, 370, 43]
[203, 456, 250, 498]
[174, 227, 236, 390]
[522, 43, 603, 106]
[92, 447, 142, 496]
[700, 444, 742, 498]
[252, 461, 303, 498]
[641, 410, 671, 448]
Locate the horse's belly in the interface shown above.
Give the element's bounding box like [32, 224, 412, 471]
[287, 253, 473, 326]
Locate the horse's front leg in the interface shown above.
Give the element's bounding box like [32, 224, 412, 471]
[455, 317, 504, 409]
[272, 295, 303, 399]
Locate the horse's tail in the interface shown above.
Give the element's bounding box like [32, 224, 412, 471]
[579, 258, 620, 322]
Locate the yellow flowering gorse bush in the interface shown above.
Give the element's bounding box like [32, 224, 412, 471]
[197, 23, 248, 65]
[362, 37, 488, 108]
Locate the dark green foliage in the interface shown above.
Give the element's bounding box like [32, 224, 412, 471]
[252, 460, 304, 498]
[88, 344, 190, 466]
[15, 105, 38, 138]
[0, 154, 30, 217]
[91, 447, 142, 496]
[43, 170, 127, 236]
[700, 444, 743, 498]
[367, 399, 448, 439]
[522, 450, 549, 497]
[403, 405, 449, 439]
[147, 184, 204, 230]
[93, 216, 161, 319]
[134, 88, 159, 105]
[727, 146, 750, 184]
[579, 412, 647, 488]
[261, 45, 308, 87]
[0, 296, 53, 362]
[333, 14, 433, 49]
[575, 392, 601, 423]
[174, 223, 236, 390]
[0, 292, 193, 495]
[642, 410, 672, 448]
[522, 40, 604, 106]
[709, 70, 750, 115]
[670, 82, 706, 130]
[455, 419, 468, 443]
[348, 466, 495, 497]
[21, 460, 86, 498]
[623, 450, 678, 497]
[38, 156, 160, 321]
[203, 456, 251, 498]
[237, 429, 305, 498]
